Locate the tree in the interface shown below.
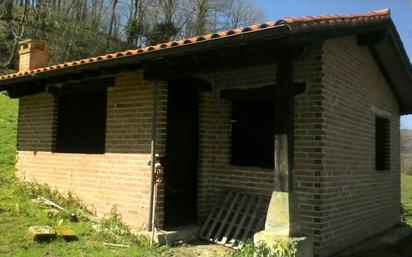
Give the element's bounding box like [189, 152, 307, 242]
[107, 0, 119, 47]
[4, 0, 29, 68]
[0, 0, 14, 21]
[125, 0, 146, 47]
[145, 0, 179, 45]
[194, 0, 208, 35]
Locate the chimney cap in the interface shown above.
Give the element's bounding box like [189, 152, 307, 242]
[18, 38, 47, 45]
[18, 39, 48, 52]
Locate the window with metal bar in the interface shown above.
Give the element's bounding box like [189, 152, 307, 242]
[54, 89, 107, 154]
[375, 116, 390, 171]
[230, 99, 275, 168]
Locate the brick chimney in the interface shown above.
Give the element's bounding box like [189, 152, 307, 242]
[18, 39, 49, 72]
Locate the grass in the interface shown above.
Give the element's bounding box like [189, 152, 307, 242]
[0, 177, 166, 257]
[0, 93, 17, 170]
[402, 173, 412, 226]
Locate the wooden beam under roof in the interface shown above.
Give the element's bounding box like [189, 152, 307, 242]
[144, 44, 306, 80]
[4, 63, 141, 98]
[220, 83, 306, 100]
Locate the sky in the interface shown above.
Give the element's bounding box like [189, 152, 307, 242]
[255, 0, 412, 129]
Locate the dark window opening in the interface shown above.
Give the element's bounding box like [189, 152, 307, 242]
[231, 99, 275, 168]
[375, 116, 390, 170]
[54, 90, 107, 154]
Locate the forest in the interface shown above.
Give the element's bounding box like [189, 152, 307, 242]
[0, 0, 265, 74]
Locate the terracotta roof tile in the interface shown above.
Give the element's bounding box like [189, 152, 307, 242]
[277, 9, 390, 33]
[0, 9, 391, 82]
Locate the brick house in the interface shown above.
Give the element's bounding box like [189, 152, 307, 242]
[0, 9, 411, 256]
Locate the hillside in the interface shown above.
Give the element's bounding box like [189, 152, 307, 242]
[0, 94, 17, 173]
[401, 129, 412, 174]
[401, 129, 412, 152]
[0, 5, 128, 75]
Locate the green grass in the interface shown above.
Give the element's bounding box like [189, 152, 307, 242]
[0, 177, 166, 257]
[0, 94, 17, 172]
[402, 173, 412, 226]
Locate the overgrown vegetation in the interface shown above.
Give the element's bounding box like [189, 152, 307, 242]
[0, 93, 17, 169]
[230, 241, 272, 257]
[401, 130, 412, 175]
[0, 175, 167, 256]
[402, 173, 412, 226]
[230, 240, 298, 257]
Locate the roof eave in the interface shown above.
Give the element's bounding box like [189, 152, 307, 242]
[0, 24, 290, 90]
[377, 21, 412, 114]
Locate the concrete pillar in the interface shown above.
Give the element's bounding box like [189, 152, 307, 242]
[254, 192, 313, 257]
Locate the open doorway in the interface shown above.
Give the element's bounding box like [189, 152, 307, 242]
[164, 78, 199, 228]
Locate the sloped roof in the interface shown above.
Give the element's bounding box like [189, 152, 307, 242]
[0, 9, 391, 81]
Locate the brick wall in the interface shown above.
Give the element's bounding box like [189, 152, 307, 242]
[317, 37, 401, 256]
[197, 64, 278, 220]
[293, 44, 325, 254]
[17, 93, 55, 151]
[196, 38, 401, 256]
[16, 70, 167, 229]
[197, 44, 324, 247]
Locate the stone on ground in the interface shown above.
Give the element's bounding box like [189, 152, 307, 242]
[52, 226, 77, 241]
[26, 226, 56, 241]
[170, 242, 232, 257]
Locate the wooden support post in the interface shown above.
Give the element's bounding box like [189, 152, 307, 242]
[274, 55, 294, 193]
[274, 134, 289, 192]
[272, 52, 301, 237]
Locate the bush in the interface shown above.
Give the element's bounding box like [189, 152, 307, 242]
[229, 240, 298, 257]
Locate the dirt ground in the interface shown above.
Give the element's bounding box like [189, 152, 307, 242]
[168, 241, 233, 257]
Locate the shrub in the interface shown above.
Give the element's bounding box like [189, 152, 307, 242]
[229, 240, 298, 257]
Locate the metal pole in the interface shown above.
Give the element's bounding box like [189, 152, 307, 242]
[148, 81, 158, 238]
[150, 180, 158, 246]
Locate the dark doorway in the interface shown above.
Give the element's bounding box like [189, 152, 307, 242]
[164, 79, 199, 228]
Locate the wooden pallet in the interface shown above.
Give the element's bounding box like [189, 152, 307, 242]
[199, 190, 266, 248]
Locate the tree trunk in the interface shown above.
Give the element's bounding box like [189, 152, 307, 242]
[4, 0, 29, 69]
[107, 0, 118, 48]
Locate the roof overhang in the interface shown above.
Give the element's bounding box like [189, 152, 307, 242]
[364, 22, 412, 114]
[0, 25, 291, 90]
